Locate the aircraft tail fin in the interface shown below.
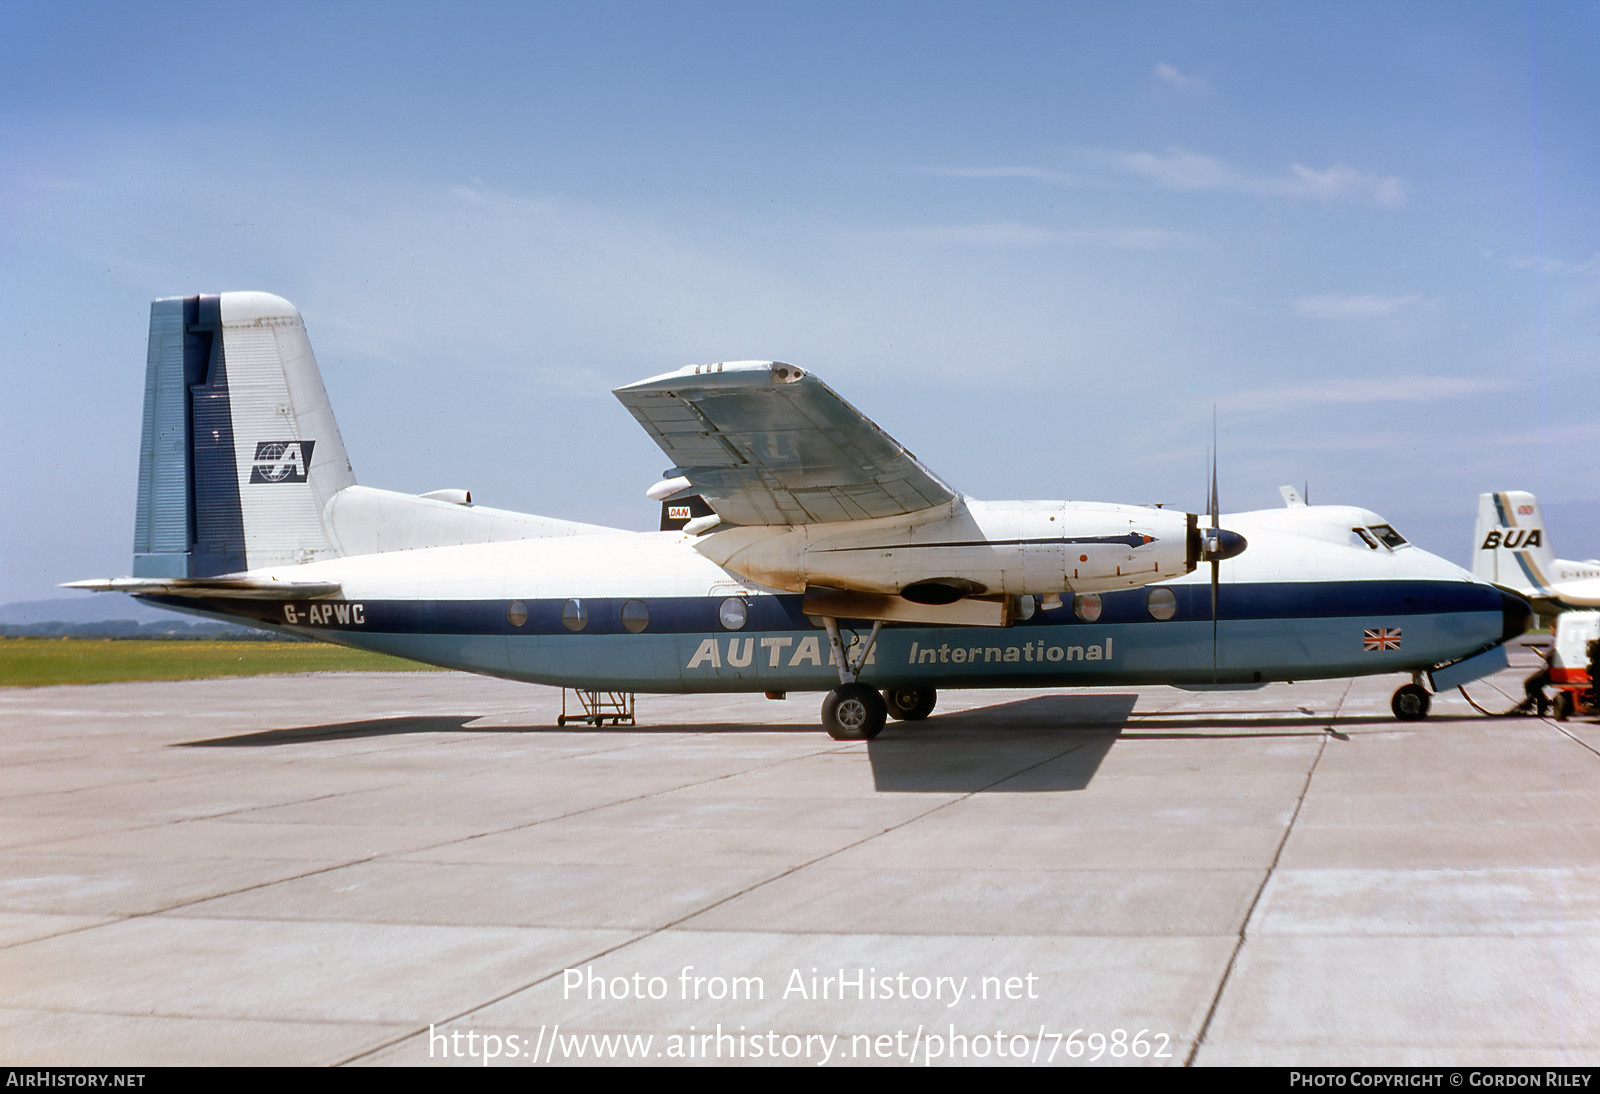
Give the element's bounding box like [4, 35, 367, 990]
[660, 494, 715, 532]
[1473, 490, 1556, 595]
[133, 293, 355, 578]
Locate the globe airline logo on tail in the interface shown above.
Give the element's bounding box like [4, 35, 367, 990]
[250, 440, 315, 483]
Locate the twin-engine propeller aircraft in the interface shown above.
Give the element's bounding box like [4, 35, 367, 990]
[70, 293, 1529, 736]
[1473, 491, 1600, 614]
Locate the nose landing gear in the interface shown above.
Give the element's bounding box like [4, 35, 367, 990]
[1391, 681, 1431, 721]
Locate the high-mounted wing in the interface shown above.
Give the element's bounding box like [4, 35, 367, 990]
[614, 361, 957, 527]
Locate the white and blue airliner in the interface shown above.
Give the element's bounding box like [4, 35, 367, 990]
[70, 293, 1530, 737]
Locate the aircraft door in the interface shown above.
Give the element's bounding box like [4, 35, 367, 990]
[697, 580, 765, 682]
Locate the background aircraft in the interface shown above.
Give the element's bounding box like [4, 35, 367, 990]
[1472, 491, 1600, 614]
[1473, 491, 1600, 721]
[70, 293, 1528, 736]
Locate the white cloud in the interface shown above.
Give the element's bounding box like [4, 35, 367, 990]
[1281, 163, 1405, 207]
[1491, 420, 1600, 446]
[1107, 149, 1406, 207]
[894, 222, 1205, 250]
[1509, 252, 1600, 275]
[925, 166, 1064, 180]
[1220, 375, 1514, 414]
[1293, 293, 1423, 318]
[928, 151, 1404, 207]
[1154, 62, 1210, 96]
[897, 221, 1059, 247]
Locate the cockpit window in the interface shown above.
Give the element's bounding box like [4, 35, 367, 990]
[1369, 524, 1408, 549]
[1353, 527, 1379, 550]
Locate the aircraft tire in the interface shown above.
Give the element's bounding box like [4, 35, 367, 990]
[1553, 690, 1574, 722]
[1391, 683, 1431, 721]
[822, 684, 887, 741]
[883, 687, 937, 721]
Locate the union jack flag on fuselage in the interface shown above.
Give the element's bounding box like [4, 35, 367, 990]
[1363, 627, 1402, 651]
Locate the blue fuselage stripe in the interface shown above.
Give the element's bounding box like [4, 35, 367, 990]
[144, 578, 1508, 692]
[149, 579, 1501, 637]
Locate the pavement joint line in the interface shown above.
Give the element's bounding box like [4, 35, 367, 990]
[1479, 677, 1600, 759]
[334, 729, 1111, 1066]
[1551, 723, 1600, 759]
[1183, 676, 1351, 1066]
[0, 734, 846, 954]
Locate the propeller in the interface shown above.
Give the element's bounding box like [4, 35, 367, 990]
[1199, 413, 1248, 681]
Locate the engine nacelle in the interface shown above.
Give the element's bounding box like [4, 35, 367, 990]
[695, 499, 1199, 596]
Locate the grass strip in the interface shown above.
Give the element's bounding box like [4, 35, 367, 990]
[0, 638, 446, 688]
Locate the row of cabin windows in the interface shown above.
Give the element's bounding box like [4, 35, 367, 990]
[505, 589, 1185, 630]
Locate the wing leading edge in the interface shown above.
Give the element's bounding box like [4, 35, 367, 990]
[613, 361, 957, 527]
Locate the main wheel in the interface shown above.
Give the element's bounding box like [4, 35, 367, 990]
[822, 683, 887, 741]
[1391, 683, 1431, 721]
[883, 686, 937, 721]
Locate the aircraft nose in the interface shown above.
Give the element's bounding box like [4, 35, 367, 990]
[1501, 591, 1533, 643]
[1202, 528, 1248, 562]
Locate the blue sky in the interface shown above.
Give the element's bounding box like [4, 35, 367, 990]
[3, 1, 1597, 603]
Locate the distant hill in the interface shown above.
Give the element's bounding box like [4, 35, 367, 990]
[0, 596, 274, 639]
[1, 596, 176, 626]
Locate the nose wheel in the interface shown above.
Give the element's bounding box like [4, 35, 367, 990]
[1391, 682, 1431, 721]
[822, 683, 887, 740]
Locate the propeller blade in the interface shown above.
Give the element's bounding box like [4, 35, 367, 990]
[1211, 555, 1220, 683]
[1209, 409, 1220, 528]
[1209, 409, 1220, 682]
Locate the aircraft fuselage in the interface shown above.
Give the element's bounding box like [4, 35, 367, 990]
[149, 505, 1521, 694]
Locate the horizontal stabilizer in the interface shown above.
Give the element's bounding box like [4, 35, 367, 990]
[63, 576, 342, 600]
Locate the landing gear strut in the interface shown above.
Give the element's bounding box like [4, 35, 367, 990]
[820, 618, 887, 741]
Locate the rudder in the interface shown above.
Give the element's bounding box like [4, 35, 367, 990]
[1473, 490, 1555, 594]
[133, 293, 354, 578]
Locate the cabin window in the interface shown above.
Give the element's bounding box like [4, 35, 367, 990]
[1146, 586, 1177, 621]
[621, 599, 649, 633]
[1353, 527, 1379, 550]
[1016, 594, 1037, 621]
[506, 600, 528, 627]
[561, 598, 587, 632]
[1369, 524, 1408, 549]
[1073, 593, 1103, 622]
[719, 597, 748, 630]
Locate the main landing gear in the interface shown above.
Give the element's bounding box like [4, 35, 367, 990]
[818, 617, 885, 740]
[821, 685, 941, 740]
[822, 683, 887, 741]
[884, 686, 937, 721]
[817, 617, 944, 740]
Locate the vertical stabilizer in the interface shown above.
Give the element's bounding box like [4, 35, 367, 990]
[1473, 490, 1556, 594]
[132, 293, 354, 577]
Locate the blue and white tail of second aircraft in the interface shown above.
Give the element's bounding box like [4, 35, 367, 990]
[1473, 491, 1600, 611]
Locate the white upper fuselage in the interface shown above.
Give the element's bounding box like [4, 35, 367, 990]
[242, 501, 1477, 604]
